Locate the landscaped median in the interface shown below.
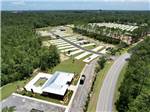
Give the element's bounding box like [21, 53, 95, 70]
[87, 61, 113, 112]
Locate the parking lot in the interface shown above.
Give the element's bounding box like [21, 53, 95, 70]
[49, 27, 111, 63]
[1, 94, 66, 112]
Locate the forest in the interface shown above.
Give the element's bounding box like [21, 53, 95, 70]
[1, 11, 150, 86]
[116, 37, 150, 112]
[1, 13, 61, 86]
[2, 11, 150, 28]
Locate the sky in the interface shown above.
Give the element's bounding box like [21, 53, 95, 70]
[1, 0, 150, 11]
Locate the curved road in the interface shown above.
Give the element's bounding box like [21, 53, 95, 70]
[96, 53, 130, 112]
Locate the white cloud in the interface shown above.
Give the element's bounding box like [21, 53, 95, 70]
[11, 1, 25, 5]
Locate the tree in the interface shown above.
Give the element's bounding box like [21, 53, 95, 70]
[1, 25, 60, 86]
[128, 93, 150, 112]
[97, 57, 107, 69]
[116, 37, 150, 112]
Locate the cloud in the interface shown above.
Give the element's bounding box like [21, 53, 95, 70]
[12, 0, 25, 5]
[1, 0, 26, 5]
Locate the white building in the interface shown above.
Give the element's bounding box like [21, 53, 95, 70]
[25, 71, 74, 99]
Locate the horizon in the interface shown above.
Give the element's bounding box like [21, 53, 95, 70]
[2, 1, 150, 11]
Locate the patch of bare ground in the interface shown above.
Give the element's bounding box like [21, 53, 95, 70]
[60, 53, 69, 62]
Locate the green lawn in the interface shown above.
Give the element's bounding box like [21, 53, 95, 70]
[1, 80, 27, 101]
[41, 36, 51, 41]
[34, 78, 48, 87]
[69, 51, 84, 58]
[87, 61, 113, 112]
[84, 45, 96, 50]
[113, 62, 128, 112]
[0, 71, 38, 101]
[50, 58, 85, 75]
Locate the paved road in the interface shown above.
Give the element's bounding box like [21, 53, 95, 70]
[96, 53, 130, 112]
[52, 32, 104, 56]
[69, 59, 97, 112]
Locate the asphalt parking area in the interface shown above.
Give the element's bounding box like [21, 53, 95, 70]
[1, 94, 65, 112]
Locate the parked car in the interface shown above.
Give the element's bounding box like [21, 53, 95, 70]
[60, 29, 65, 31]
[125, 58, 130, 61]
[106, 47, 113, 51]
[80, 75, 86, 85]
[56, 35, 60, 39]
[30, 108, 44, 112]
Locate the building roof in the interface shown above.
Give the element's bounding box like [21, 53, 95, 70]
[25, 72, 52, 94]
[42, 71, 74, 96]
[25, 71, 74, 96]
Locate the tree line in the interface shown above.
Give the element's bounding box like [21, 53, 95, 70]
[2, 11, 150, 28]
[116, 37, 150, 112]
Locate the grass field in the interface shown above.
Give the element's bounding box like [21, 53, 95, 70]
[0, 74, 37, 101]
[84, 45, 96, 50]
[87, 61, 113, 112]
[1, 80, 27, 101]
[0, 69, 39, 101]
[50, 58, 85, 75]
[113, 62, 128, 112]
